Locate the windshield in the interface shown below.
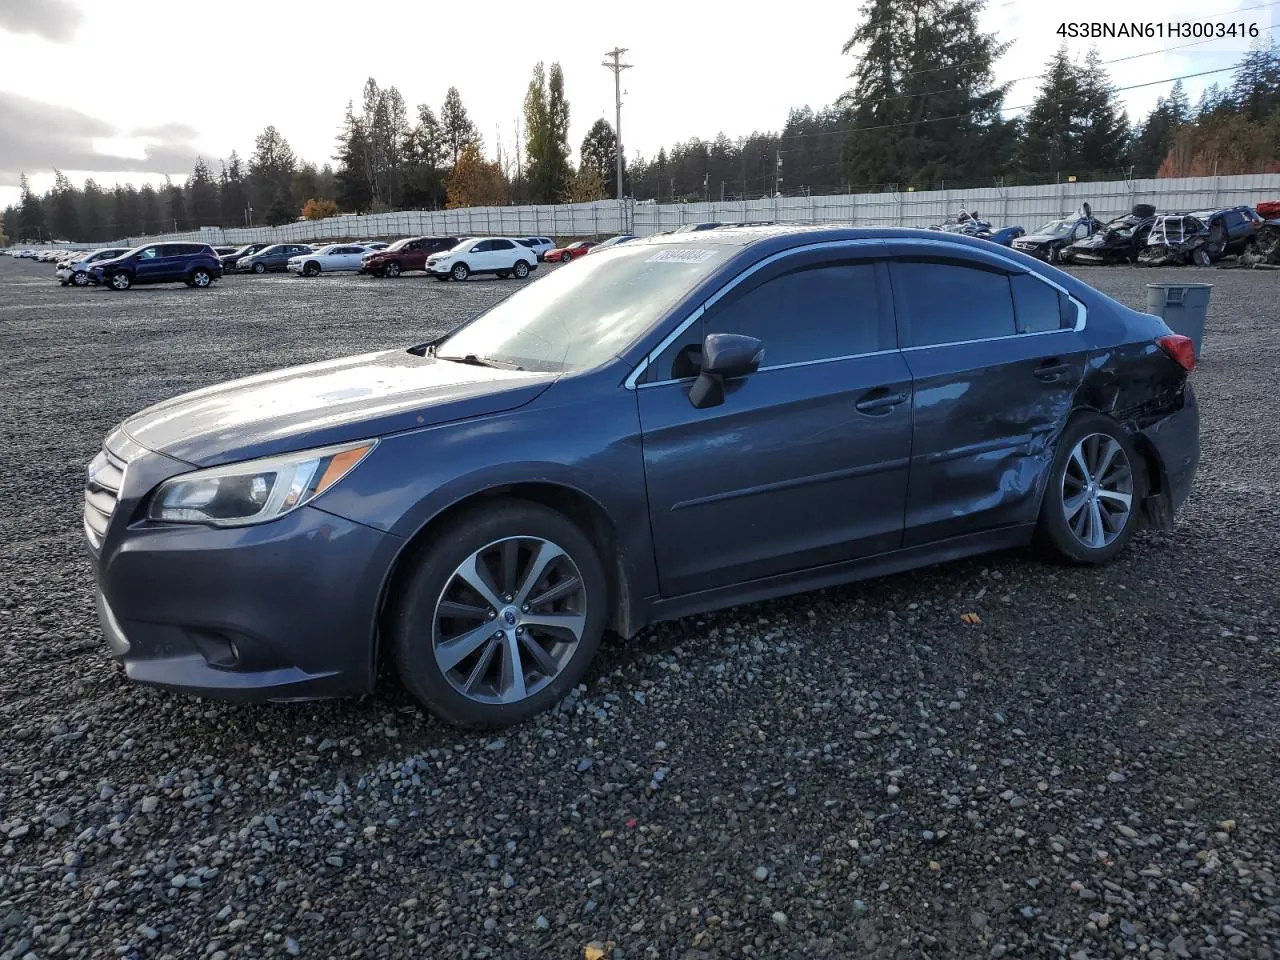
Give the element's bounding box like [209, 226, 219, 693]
[436, 243, 728, 374]
[386, 238, 414, 252]
[1034, 219, 1071, 237]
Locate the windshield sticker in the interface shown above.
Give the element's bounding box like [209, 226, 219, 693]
[647, 248, 719, 264]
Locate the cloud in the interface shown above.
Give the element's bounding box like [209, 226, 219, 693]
[0, 0, 81, 42]
[0, 91, 203, 187]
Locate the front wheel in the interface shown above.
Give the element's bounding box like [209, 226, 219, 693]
[451, 262, 470, 281]
[108, 272, 132, 291]
[303, 261, 321, 277]
[1037, 415, 1142, 565]
[72, 272, 92, 287]
[513, 260, 530, 279]
[389, 501, 607, 728]
[385, 262, 401, 278]
[253, 262, 266, 274]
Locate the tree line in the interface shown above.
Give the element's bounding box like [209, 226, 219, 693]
[6, 5, 1280, 244]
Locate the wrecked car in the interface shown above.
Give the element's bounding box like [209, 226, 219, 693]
[1140, 206, 1261, 266]
[1013, 205, 1105, 263]
[930, 209, 1026, 247]
[1059, 205, 1157, 265]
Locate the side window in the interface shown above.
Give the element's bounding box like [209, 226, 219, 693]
[138, 247, 158, 260]
[1010, 273, 1072, 334]
[471, 240, 491, 253]
[649, 260, 889, 381]
[891, 260, 1016, 347]
[1071, 221, 1090, 240]
[491, 239, 514, 251]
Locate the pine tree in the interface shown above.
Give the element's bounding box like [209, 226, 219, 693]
[17, 172, 44, 240]
[187, 157, 219, 227]
[164, 176, 187, 232]
[138, 184, 161, 235]
[334, 103, 374, 213]
[249, 126, 297, 216]
[1230, 42, 1280, 123]
[579, 119, 620, 198]
[81, 178, 107, 240]
[1077, 47, 1129, 174]
[49, 170, 79, 239]
[523, 62, 572, 203]
[220, 151, 249, 226]
[440, 87, 481, 167]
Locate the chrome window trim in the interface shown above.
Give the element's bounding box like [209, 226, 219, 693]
[623, 239, 888, 390]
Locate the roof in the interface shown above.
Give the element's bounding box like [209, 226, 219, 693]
[630, 223, 1037, 255]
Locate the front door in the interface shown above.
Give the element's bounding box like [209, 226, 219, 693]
[885, 243, 1089, 546]
[638, 247, 913, 597]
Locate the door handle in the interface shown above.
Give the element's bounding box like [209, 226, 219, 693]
[855, 390, 908, 413]
[1034, 360, 1071, 382]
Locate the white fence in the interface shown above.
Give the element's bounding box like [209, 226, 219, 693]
[111, 173, 1280, 247]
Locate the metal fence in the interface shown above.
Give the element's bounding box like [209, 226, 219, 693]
[110, 173, 1280, 247]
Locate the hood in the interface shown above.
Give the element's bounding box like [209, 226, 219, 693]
[121, 348, 557, 467]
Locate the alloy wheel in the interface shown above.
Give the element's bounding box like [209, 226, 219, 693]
[432, 536, 587, 705]
[1061, 433, 1134, 549]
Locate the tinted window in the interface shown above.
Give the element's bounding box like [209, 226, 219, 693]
[137, 247, 159, 260]
[471, 240, 491, 252]
[891, 260, 1016, 347]
[699, 261, 888, 368]
[491, 239, 515, 250]
[1010, 274, 1070, 334]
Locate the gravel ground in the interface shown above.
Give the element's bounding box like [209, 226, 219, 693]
[1, 257, 1278, 960]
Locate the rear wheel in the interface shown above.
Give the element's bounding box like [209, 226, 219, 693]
[390, 501, 607, 728]
[451, 262, 470, 281]
[1037, 414, 1142, 565]
[386, 262, 401, 278]
[513, 259, 530, 279]
[190, 269, 212, 288]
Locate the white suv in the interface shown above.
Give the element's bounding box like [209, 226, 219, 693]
[426, 237, 539, 281]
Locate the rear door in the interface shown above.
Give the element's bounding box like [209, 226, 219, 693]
[489, 238, 516, 270]
[886, 241, 1088, 546]
[637, 243, 913, 596]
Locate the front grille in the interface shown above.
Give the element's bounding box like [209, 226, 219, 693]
[84, 447, 127, 549]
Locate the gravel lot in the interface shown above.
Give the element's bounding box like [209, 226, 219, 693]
[1, 256, 1278, 960]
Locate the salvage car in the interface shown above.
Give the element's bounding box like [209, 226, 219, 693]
[1060, 206, 1157, 265]
[84, 225, 1199, 728]
[360, 236, 459, 277]
[931, 209, 1025, 247]
[1013, 208, 1105, 262]
[56, 247, 129, 286]
[1138, 206, 1260, 267]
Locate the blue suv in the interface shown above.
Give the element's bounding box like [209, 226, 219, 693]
[89, 242, 224, 291]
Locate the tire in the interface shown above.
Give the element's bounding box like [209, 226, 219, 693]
[385, 262, 401, 278]
[1048, 245, 1061, 264]
[389, 501, 607, 728]
[1192, 247, 1212, 267]
[253, 262, 266, 274]
[72, 271, 91, 287]
[1132, 203, 1156, 219]
[451, 262, 470, 281]
[1037, 414, 1143, 565]
[190, 269, 212, 288]
[303, 261, 321, 277]
[108, 272, 132, 291]
[513, 259, 530, 279]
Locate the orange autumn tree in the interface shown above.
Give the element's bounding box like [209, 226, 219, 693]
[301, 198, 340, 220]
[446, 144, 509, 208]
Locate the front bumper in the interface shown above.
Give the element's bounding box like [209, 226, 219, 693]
[426, 262, 451, 275]
[87, 440, 404, 701]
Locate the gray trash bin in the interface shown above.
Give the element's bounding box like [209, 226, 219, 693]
[1145, 282, 1212, 359]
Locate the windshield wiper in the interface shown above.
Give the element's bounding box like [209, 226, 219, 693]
[436, 353, 523, 370]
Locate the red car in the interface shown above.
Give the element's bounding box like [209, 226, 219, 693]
[544, 240, 595, 263]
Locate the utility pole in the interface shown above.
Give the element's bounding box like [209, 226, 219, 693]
[602, 47, 632, 206]
[774, 151, 783, 197]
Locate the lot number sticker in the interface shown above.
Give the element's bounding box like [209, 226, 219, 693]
[647, 248, 719, 264]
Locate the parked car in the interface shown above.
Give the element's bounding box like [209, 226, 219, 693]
[426, 237, 538, 281]
[84, 226, 1199, 728]
[588, 234, 636, 253]
[519, 236, 556, 260]
[362, 241, 391, 252]
[238, 243, 316, 274]
[287, 244, 371, 276]
[212, 245, 241, 258]
[1014, 210, 1106, 263]
[89, 243, 223, 291]
[931, 209, 1026, 247]
[1060, 206, 1158, 265]
[220, 244, 271, 270]
[1138, 207, 1261, 266]
[360, 236, 459, 277]
[57, 247, 129, 286]
[543, 240, 596, 263]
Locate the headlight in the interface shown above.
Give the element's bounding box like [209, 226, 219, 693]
[147, 440, 376, 527]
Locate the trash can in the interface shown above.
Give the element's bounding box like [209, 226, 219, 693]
[1146, 282, 1212, 359]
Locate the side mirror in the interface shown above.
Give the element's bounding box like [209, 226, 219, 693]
[689, 333, 763, 409]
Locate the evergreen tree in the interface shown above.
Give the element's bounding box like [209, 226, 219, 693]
[334, 103, 374, 212]
[81, 178, 108, 240]
[580, 119, 620, 198]
[1229, 42, 1280, 123]
[1131, 81, 1189, 178]
[17, 172, 44, 240]
[1076, 47, 1129, 173]
[249, 125, 297, 216]
[187, 157, 219, 226]
[219, 151, 249, 226]
[112, 184, 141, 238]
[138, 184, 161, 234]
[164, 176, 187, 231]
[49, 170, 79, 239]
[440, 86, 481, 166]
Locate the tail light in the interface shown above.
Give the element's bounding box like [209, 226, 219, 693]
[1156, 334, 1196, 372]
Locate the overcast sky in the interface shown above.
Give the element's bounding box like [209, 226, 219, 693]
[0, 0, 1271, 210]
